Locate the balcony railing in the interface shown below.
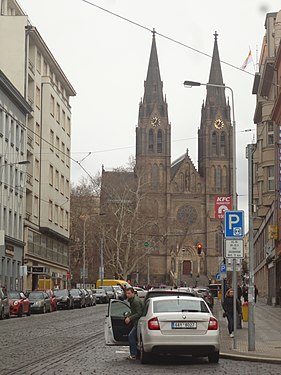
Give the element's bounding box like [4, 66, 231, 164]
[26, 173, 33, 186]
[28, 60, 35, 75]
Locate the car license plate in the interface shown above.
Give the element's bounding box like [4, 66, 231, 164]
[172, 321, 197, 329]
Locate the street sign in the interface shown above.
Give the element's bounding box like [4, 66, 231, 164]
[225, 211, 244, 238]
[215, 272, 221, 281]
[220, 263, 227, 273]
[215, 196, 232, 220]
[226, 258, 242, 271]
[225, 239, 244, 258]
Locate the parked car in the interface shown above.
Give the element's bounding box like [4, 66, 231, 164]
[133, 287, 147, 299]
[81, 289, 91, 307]
[0, 287, 10, 319]
[194, 287, 214, 309]
[70, 289, 86, 308]
[93, 289, 109, 304]
[53, 289, 74, 310]
[86, 289, 96, 306]
[112, 285, 124, 300]
[98, 286, 116, 300]
[29, 291, 51, 314]
[8, 291, 31, 317]
[105, 296, 219, 364]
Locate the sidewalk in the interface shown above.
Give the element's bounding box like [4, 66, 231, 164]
[214, 298, 281, 363]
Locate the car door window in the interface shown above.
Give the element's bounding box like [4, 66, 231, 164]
[142, 300, 150, 316]
[110, 300, 131, 317]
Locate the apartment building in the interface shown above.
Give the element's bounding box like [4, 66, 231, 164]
[0, 0, 76, 290]
[252, 11, 281, 305]
[0, 70, 31, 291]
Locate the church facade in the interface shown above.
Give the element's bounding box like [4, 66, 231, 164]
[101, 33, 233, 286]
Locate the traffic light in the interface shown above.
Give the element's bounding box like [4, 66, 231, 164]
[197, 243, 203, 255]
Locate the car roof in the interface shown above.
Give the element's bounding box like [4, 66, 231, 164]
[148, 295, 204, 302]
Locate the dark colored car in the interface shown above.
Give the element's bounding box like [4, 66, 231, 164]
[86, 289, 96, 306]
[0, 287, 10, 319]
[98, 286, 115, 300]
[194, 287, 214, 308]
[8, 291, 31, 317]
[29, 291, 51, 314]
[93, 289, 109, 304]
[144, 288, 198, 303]
[53, 289, 74, 310]
[70, 289, 86, 308]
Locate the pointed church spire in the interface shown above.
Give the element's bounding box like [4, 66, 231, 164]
[143, 29, 164, 106]
[206, 31, 226, 107]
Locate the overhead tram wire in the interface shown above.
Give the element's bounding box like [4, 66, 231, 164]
[80, 0, 255, 78]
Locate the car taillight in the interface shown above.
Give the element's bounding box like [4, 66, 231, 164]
[208, 317, 218, 330]
[148, 317, 160, 330]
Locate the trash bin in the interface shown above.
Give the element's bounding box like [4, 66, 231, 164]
[218, 290, 222, 300]
[242, 301, 248, 322]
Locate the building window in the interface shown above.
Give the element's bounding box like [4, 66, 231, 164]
[268, 122, 274, 145]
[16, 124, 20, 149]
[65, 211, 69, 230]
[212, 132, 217, 155]
[151, 164, 159, 189]
[34, 196, 39, 218]
[55, 169, 59, 191]
[61, 142, 65, 163]
[66, 179, 70, 198]
[35, 122, 40, 145]
[66, 116, 71, 135]
[148, 129, 154, 152]
[49, 165, 54, 186]
[215, 166, 222, 191]
[268, 166, 275, 191]
[60, 175, 65, 195]
[60, 208, 64, 227]
[49, 130, 54, 151]
[36, 51, 41, 73]
[43, 61, 48, 76]
[48, 200, 53, 221]
[50, 95, 55, 116]
[220, 132, 226, 156]
[56, 103, 60, 123]
[54, 205, 59, 224]
[35, 159, 39, 181]
[61, 110, 66, 130]
[36, 86, 40, 109]
[55, 136, 60, 157]
[0, 109, 3, 136]
[66, 148, 70, 167]
[157, 130, 162, 153]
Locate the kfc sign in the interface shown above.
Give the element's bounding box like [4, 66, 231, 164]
[215, 196, 232, 220]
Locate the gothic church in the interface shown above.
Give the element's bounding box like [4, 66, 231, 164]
[102, 32, 233, 285]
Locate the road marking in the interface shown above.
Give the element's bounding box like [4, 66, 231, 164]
[116, 350, 129, 354]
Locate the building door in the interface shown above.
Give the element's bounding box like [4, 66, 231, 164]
[182, 260, 191, 275]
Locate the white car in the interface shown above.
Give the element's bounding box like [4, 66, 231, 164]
[105, 295, 220, 364]
[133, 287, 147, 299]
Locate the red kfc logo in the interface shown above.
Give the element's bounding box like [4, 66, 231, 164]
[215, 196, 232, 220]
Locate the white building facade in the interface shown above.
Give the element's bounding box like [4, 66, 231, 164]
[0, 70, 30, 291]
[0, 0, 76, 290]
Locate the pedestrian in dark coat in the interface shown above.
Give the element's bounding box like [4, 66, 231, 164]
[222, 288, 241, 337]
[254, 285, 259, 303]
[242, 286, 248, 302]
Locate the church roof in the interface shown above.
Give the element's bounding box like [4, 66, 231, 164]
[206, 32, 226, 107]
[171, 150, 198, 181]
[143, 30, 164, 105]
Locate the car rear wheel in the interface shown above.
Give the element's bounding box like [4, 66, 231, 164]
[140, 338, 151, 364]
[0, 308, 4, 320]
[42, 305, 46, 314]
[17, 306, 23, 318]
[27, 306, 31, 316]
[208, 351, 219, 363]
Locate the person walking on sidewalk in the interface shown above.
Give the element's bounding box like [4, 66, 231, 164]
[254, 284, 259, 303]
[124, 287, 143, 360]
[222, 288, 241, 338]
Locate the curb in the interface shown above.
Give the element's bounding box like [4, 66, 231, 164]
[220, 352, 281, 364]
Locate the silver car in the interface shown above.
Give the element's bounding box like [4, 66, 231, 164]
[105, 296, 219, 364]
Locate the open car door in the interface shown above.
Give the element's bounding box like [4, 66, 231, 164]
[105, 299, 133, 345]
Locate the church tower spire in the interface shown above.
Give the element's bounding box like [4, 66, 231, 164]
[136, 31, 170, 192]
[206, 31, 226, 107]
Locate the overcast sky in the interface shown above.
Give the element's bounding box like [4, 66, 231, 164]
[19, 0, 281, 216]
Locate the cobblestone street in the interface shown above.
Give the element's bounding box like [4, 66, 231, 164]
[1, 304, 281, 375]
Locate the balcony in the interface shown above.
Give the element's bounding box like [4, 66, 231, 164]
[26, 211, 32, 221]
[26, 173, 33, 186]
[28, 60, 35, 75]
[27, 136, 33, 149]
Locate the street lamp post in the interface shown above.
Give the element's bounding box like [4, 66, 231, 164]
[184, 80, 238, 348]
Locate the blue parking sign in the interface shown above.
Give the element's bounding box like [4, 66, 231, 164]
[224, 211, 244, 239]
[220, 263, 227, 273]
